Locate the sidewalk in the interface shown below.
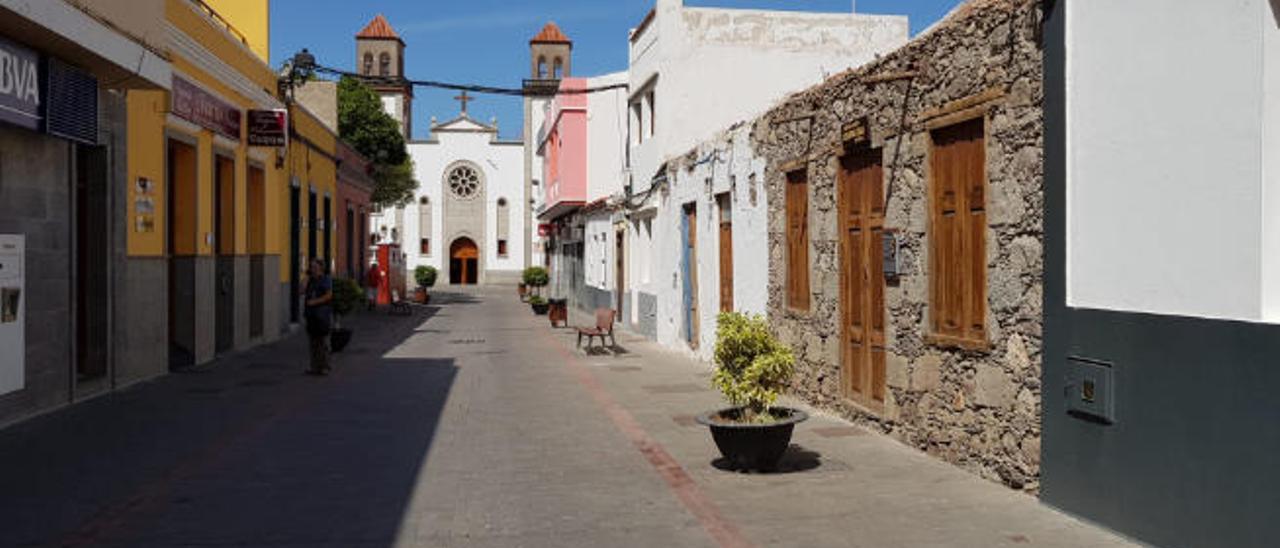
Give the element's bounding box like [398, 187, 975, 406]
[549, 304, 1137, 548]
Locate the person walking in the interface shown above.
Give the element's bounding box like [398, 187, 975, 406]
[364, 261, 382, 311]
[303, 259, 333, 376]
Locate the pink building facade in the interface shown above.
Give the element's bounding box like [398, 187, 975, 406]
[538, 78, 589, 220]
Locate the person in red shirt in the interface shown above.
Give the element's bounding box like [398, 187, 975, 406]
[364, 262, 382, 310]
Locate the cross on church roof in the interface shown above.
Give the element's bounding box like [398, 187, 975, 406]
[454, 91, 475, 115]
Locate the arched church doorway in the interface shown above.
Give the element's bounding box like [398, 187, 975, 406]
[450, 237, 479, 285]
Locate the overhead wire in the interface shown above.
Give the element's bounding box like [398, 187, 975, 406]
[311, 64, 629, 97]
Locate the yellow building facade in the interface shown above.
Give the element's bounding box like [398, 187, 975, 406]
[126, 0, 338, 367]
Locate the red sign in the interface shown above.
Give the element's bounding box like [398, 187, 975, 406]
[247, 109, 287, 147]
[538, 223, 553, 237]
[171, 76, 241, 140]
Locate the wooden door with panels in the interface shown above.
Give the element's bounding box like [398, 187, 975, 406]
[717, 193, 733, 313]
[839, 145, 887, 410]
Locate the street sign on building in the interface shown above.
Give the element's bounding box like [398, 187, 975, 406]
[248, 109, 288, 147]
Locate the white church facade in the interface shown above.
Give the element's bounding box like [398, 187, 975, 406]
[401, 111, 526, 285]
[360, 16, 529, 285]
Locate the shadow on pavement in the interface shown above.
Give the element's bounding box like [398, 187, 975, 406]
[711, 444, 825, 475]
[0, 305, 457, 548]
[426, 290, 483, 305]
[583, 343, 631, 357]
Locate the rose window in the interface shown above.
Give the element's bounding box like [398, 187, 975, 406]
[448, 166, 480, 199]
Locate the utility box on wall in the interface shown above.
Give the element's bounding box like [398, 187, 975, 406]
[0, 235, 24, 396]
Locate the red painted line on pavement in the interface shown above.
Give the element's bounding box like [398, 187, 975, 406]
[543, 331, 755, 548]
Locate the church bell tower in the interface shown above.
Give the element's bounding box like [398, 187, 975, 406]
[356, 14, 414, 139]
[522, 23, 573, 271]
[528, 22, 572, 80]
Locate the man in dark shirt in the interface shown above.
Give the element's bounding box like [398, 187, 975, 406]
[304, 259, 333, 375]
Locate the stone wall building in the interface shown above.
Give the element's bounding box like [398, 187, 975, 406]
[755, 0, 1044, 489]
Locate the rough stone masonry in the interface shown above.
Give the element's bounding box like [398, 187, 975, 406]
[753, 0, 1045, 490]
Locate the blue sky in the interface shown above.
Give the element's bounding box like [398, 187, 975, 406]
[269, 0, 963, 141]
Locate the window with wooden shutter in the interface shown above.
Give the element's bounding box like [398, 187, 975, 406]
[929, 118, 987, 347]
[786, 169, 810, 311]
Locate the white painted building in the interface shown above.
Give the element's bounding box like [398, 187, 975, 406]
[373, 110, 526, 285]
[645, 123, 769, 358]
[625, 0, 909, 194]
[576, 71, 632, 312]
[616, 0, 908, 351]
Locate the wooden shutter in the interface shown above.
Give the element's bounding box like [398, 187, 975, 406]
[929, 118, 987, 346]
[786, 170, 810, 311]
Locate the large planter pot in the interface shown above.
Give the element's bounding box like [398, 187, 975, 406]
[330, 328, 353, 353]
[547, 299, 568, 327]
[517, 283, 529, 300]
[531, 303, 550, 315]
[697, 407, 808, 472]
[414, 288, 428, 304]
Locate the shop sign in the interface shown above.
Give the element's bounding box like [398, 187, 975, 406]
[172, 76, 241, 140]
[0, 37, 42, 131]
[247, 109, 287, 147]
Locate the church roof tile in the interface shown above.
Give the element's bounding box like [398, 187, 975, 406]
[357, 14, 401, 40]
[530, 22, 571, 44]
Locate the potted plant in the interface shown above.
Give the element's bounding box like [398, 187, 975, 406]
[697, 312, 807, 471]
[517, 281, 529, 301]
[522, 266, 549, 298]
[413, 265, 437, 305]
[330, 277, 364, 353]
[547, 297, 568, 327]
[529, 295, 550, 315]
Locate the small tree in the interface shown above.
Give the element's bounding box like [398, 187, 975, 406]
[711, 312, 796, 423]
[331, 278, 364, 328]
[337, 76, 417, 208]
[414, 265, 438, 289]
[522, 266, 549, 296]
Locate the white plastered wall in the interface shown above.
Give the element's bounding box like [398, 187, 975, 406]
[652, 123, 768, 359]
[1067, 0, 1280, 322]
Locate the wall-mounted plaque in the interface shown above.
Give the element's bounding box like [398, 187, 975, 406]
[882, 229, 901, 279]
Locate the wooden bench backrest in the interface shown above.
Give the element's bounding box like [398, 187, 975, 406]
[596, 308, 616, 332]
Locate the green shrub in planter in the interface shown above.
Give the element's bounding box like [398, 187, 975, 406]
[414, 265, 438, 289]
[332, 278, 364, 318]
[522, 266, 549, 289]
[711, 312, 796, 424]
[528, 295, 547, 306]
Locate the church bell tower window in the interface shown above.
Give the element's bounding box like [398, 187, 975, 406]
[379, 53, 391, 76]
[363, 53, 374, 75]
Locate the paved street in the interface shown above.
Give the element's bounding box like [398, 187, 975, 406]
[0, 287, 1134, 548]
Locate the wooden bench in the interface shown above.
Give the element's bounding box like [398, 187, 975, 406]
[389, 291, 413, 316]
[576, 308, 617, 349]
